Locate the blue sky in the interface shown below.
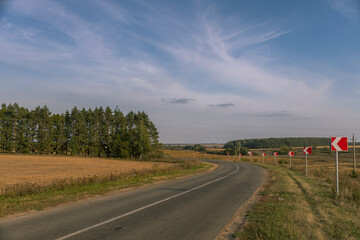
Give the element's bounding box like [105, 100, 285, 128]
[1, 0, 360, 143]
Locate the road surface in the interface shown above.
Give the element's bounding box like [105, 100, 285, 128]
[0, 160, 265, 240]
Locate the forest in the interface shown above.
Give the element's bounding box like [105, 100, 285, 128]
[0, 103, 161, 159]
[224, 137, 331, 150]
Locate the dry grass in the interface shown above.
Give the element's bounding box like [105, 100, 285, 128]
[206, 148, 225, 151]
[0, 154, 172, 187]
[237, 165, 360, 239]
[165, 150, 237, 161]
[168, 150, 359, 204]
[0, 155, 207, 217]
[239, 153, 359, 204]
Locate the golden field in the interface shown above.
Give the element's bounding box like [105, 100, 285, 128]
[0, 155, 171, 186]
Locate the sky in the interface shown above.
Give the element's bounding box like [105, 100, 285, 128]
[1, 0, 360, 144]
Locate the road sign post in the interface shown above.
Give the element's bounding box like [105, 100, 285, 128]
[306, 153, 308, 176]
[262, 153, 265, 164]
[274, 152, 278, 165]
[248, 152, 252, 162]
[303, 147, 312, 176]
[353, 133, 357, 172]
[288, 151, 294, 168]
[335, 147, 339, 196]
[331, 137, 348, 196]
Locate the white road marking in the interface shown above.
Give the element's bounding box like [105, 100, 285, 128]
[56, 164, 240, 240]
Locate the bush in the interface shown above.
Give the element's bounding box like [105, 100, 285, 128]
[278, 159, 288, 164]
[349, 170, 359, 178]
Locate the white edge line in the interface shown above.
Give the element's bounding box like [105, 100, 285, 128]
[56, 165, 240, 240]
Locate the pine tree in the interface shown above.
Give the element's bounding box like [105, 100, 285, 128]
[110, 109, 129, 158]
[0, 104, 160, 159]
[84, 108, 95, 156]
[126, 111, 136, 158]
[50, 113, 66, 154]
[2, 104, 16, 152]
[104, 107, 113, 157]
[0, 104, 8, 153]
[64, 110, 71, 155]
[69, 107, 80, 155]
[78, 108, 87, 156]
[33, 106, 52, 154]
[133, 112, 151, 159]
[15, 105, 30, 153]
[94, 107, 105, 157]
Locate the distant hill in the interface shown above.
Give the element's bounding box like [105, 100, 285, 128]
[224, 137, 331, 150]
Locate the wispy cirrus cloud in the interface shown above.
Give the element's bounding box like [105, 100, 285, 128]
[0, 0, 330, 114]
[1, 0, 356, 143]
[154, 3, 331, 115]
[327, 0, 360, 19]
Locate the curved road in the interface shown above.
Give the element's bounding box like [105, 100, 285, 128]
[0, 160, 265, 240]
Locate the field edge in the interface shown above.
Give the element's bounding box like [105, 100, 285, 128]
[0, 160, 214, 219]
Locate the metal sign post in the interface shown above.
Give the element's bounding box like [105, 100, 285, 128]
[336, 150, 339, 195]
[331, 137, 348, 196]
[305, 153, 308, 176]
[273, 152, 278, 165]
[288, 151, 294, 169]
[353, 133, 357, 172]
[303, 147, 312, 176]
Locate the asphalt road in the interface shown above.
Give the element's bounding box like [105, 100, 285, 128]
[0, 160, 265, 240]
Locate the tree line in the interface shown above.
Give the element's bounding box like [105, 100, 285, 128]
[0, 103, 161, 159]
[224, 137, 331, 151]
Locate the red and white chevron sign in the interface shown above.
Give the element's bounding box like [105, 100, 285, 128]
[331, 137, 348, 152]
[288, 151, 294, 156]
[274, 152, 278, 156]
[303, 147, 312, 154]
[262, 153, 265, 157]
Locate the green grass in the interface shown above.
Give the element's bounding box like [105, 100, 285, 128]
[236, 164, 360, 240]
[0, 160, 211, 218]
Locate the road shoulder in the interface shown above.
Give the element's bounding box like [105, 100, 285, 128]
[216, 166, 270, 240]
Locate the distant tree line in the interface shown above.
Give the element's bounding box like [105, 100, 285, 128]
[183, 144, 207, 152]
[224, 137, 331, 150]
[0, 103, 161, 159]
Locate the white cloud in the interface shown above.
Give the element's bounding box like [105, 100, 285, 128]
[327, 0, 359, 20]
[155, 8, 332, 117]
[1, 0, 331, 111]
[0, 0, 355, 143]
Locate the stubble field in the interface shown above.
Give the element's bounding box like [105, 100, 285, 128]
[0, 155, 171, 186]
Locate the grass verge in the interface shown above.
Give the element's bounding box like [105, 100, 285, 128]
[0, 159, 212, 218]
[236, 164, 360, 240]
